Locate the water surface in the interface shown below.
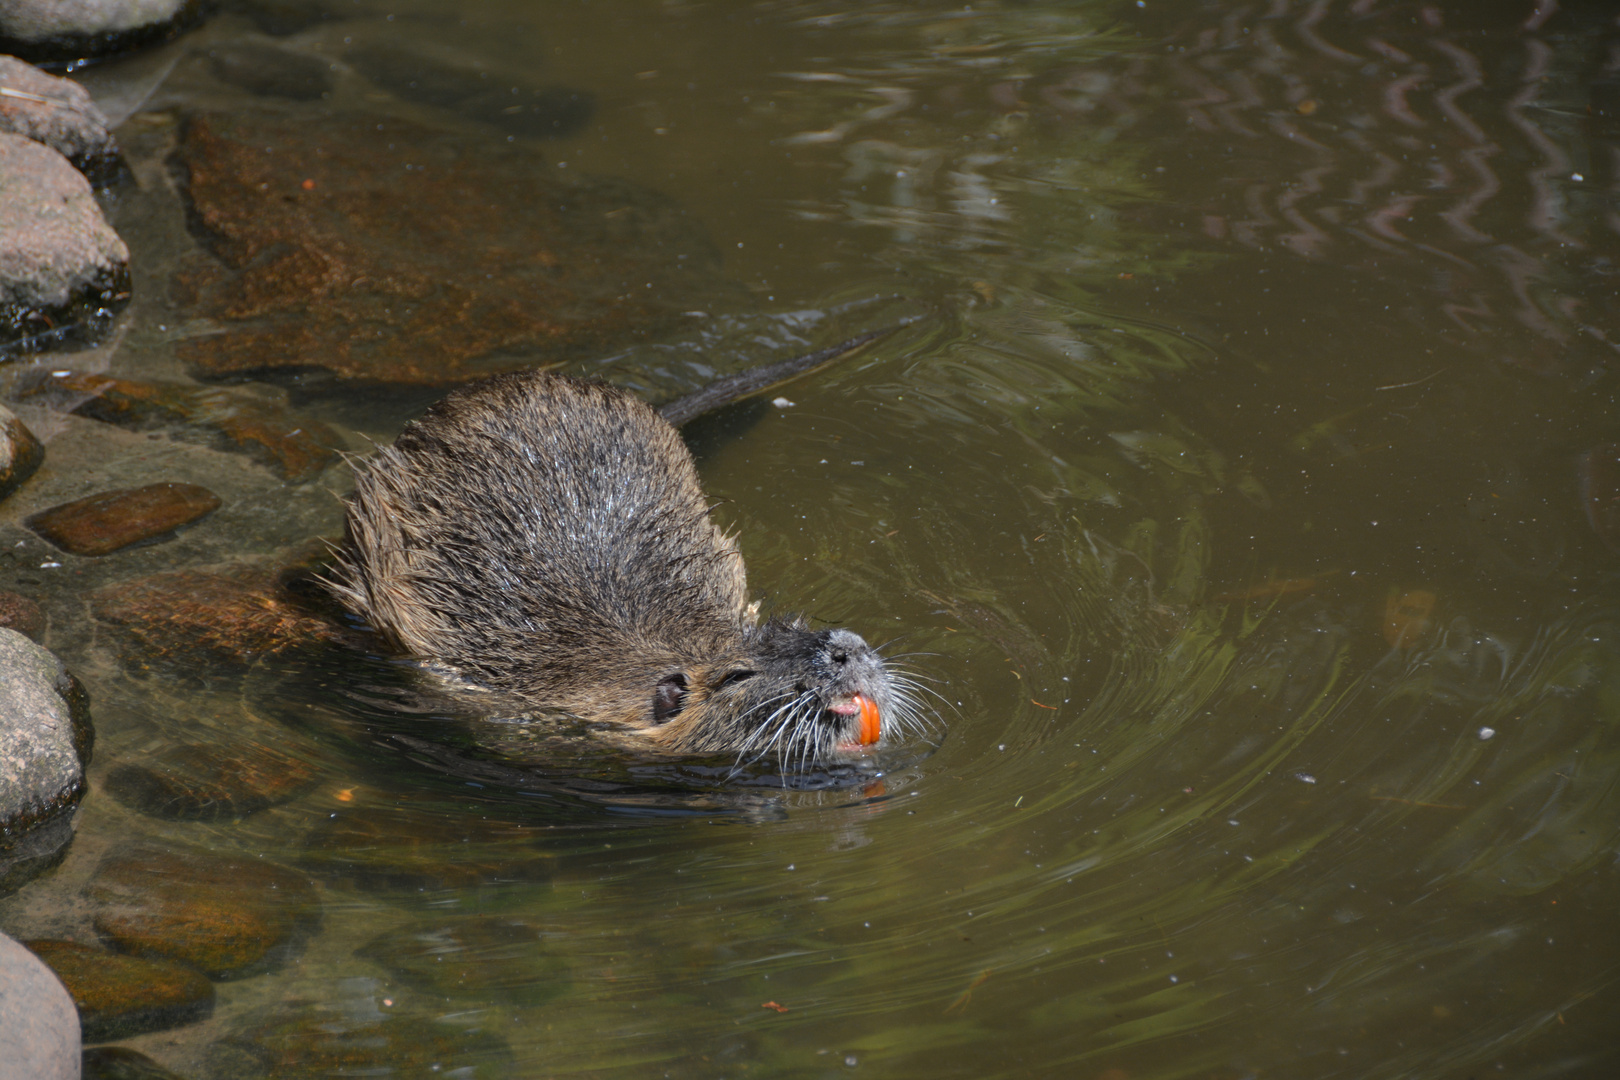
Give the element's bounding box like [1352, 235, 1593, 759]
[3, 1, 1619, 1077]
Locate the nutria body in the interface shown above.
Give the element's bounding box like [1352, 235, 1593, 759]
[328, 369, 913, 764]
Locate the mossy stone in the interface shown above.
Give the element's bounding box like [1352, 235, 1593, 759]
[24, 940, 213, 1044]
[89, 851, 319, 979]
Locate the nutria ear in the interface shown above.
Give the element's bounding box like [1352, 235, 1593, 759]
[744, 599, 761, 627]
[652, 673, 688, 724]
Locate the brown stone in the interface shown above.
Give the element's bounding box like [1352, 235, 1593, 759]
[0, 403, 44, 502]
[27, 483, 222, 556]
[89, 850, 319, 980]
[90, 556, 356, 664]
[171, 110, 732, 385]
[205, 405, 340, 481]
[25, 371, 343, 481]
[0, 590, 44, 638]
[23, 939, 214, 1043]
[103, 739, 318, 821]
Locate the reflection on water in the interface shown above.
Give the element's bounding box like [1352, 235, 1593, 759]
[2, 0, 1618, 1077]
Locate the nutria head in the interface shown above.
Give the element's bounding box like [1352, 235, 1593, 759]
[623, 624, 899, 762]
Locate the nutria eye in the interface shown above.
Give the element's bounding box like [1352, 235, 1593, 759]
[652, 673, 688, 724]
[717, 670, 757, 690]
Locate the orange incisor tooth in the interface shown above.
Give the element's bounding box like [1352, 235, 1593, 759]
[855, 693, 881, 745]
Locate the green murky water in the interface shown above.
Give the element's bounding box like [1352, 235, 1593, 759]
[3, 1, 1619, 1076]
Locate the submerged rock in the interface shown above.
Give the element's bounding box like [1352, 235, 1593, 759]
[0, 402, 45, 501]
[0, 55, 125, 184]
[23, 939, 213, 1044]
[89, 850, 320, 980]
[208, 40, 333, 101]
[237, 0, 337, 38]
[358, 916, 570, 1007]
[0, 590, 45, 638]
[0, 132, 129, 352]
[0, 629, 92, 896]
[27, 482, 222, 556]
[346, 44, 594, 139]
[104, 738, 318, 821]
[0, 0, 210, 67]
[90, 554, 358, 664]
[21, 370, 344, 480]
[219, 992, 510, 1079]
[0, 809, 78, 898]
[0, 930, 79, 1079]
[300, 805, 555, 894]
[171, 109, 732, 385]
[82, 1045, 190, 1080]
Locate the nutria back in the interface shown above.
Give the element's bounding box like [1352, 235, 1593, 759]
[329, 370, 911, 762]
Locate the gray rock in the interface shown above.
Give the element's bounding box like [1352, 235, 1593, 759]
[0, 1, 208, 67]
[0, 132, 129, 351]
[0, 929, 80, 1080]
[0, 55, 124, 184]
[0, 403, 45, 503]
[0, 628, 93, 897]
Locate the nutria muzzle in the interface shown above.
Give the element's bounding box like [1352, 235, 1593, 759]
[644, 625, 895, 763]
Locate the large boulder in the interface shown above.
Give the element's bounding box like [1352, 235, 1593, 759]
[0, 54, 124, 184]
[0, 628, 93, 896]
[0, 132, 129, 351]
[0, 930, 79, 1080]
[0, 0, 209, 67]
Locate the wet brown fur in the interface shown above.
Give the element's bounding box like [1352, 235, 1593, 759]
[328, 370, 906, 761]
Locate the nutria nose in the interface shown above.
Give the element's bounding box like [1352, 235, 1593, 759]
[824, 629, 869, 666]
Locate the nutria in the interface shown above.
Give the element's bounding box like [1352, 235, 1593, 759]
[327, 340, 925, 766]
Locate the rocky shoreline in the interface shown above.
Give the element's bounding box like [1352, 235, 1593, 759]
[0, 2, 741, 1075]
[1, 57, 131, 356]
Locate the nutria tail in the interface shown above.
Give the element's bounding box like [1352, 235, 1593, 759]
[326, 369, 923, 762]
[657, 327, 896, 427]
